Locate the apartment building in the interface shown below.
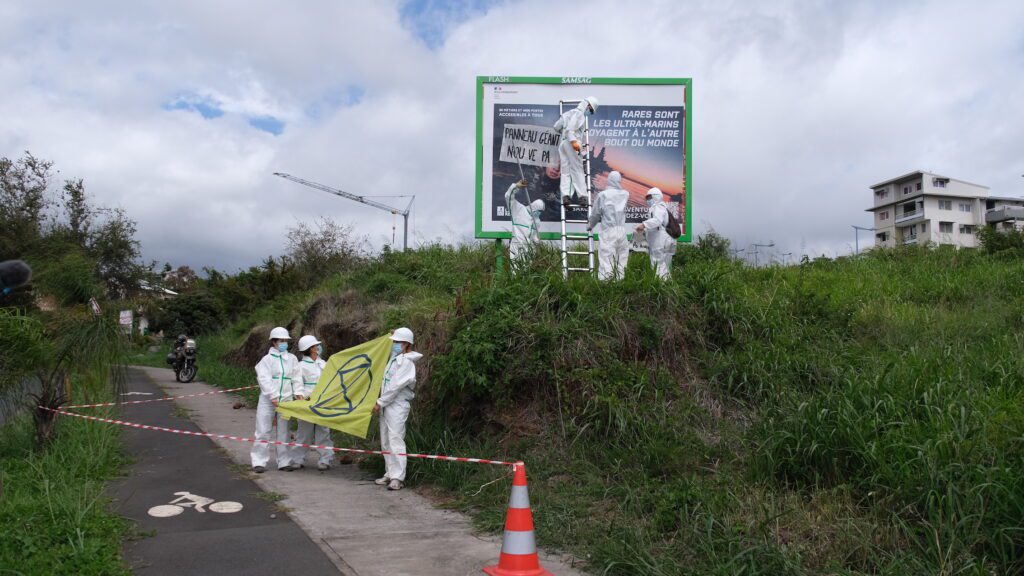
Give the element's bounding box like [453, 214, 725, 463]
[867, 171, 1024, 249]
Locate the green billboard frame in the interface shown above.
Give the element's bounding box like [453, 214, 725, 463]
[475, 76, 692, 242]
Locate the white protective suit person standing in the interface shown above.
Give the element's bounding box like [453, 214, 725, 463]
[636, 188, 677, 279]
[251, 326, 304, 472]
[587, 170, 631, 280]
[372, 327, 422, 491]
[505, 180, 545, 269]
[553, 96, 598, 209]
[294, 335, 335, 471]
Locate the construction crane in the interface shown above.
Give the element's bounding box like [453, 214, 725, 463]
[273, 172, 414, 251]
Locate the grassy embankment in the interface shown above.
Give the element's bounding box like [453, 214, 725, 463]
[0, 398, 129, 575]
[143, 243, 1024, 575]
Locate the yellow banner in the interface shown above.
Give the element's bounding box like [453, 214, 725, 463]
[276, 334, 391, 439]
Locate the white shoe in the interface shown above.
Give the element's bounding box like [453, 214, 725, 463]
[387, 479, 404, 491]
[374, 476, 390, 486]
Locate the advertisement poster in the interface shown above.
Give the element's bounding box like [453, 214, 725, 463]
[475, 77, 691, 242]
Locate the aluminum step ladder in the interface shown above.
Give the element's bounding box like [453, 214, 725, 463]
[558, 100, 595, 278]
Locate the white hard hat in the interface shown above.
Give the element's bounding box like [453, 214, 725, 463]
[584, 96, 599, 112]
[529, 199, 545, 212]
[297, 335, 321, 352]
[390, 327, 414, 345]
[269, 326, 291, 340]
[646, 187, 663, 200]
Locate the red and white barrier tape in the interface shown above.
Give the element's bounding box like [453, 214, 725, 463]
[65, 385, 259, 409]
[40, 406, 519, 468]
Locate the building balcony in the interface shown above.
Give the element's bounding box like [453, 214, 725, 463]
[986, 206, 1024, 223]
[895, 209, 923, 224]
[902, 234, 919, 245]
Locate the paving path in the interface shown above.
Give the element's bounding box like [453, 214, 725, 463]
[109, 367, 339, 575]
[131, 366, 584, 576]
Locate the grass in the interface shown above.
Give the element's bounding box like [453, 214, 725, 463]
[0, 411, 130, 576]
[140, 242, 1024, 575]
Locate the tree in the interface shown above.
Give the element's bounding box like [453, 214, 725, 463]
[89, 207, 143, 296]
[0, 152, 53, 257]
[61, 178, 94, 246]
[287, 216, 365, 285]
[163, 265, 199, 292]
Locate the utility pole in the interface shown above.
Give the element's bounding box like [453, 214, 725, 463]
[781, 252, 793, 266]
[751, 242, 774, 267]
[851, 225, 875, 255]
[729, 247, 745, 260]
[274, 172, 415, 251]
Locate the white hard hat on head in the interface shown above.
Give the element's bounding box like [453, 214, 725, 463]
[297, 335, 321, 352]
[529, 199, 545, 212]
[390, 327, 414, 345]
[646, 187, 663, 200]
[584, 96, 599, 112]
[269, 326, 291, 340]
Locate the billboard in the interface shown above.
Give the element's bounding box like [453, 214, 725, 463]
[475, 76, 691, 242]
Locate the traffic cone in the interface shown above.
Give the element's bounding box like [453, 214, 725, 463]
[483, 462, 552, 576]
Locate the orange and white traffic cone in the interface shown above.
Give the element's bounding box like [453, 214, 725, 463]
[483, 462, 552, 576]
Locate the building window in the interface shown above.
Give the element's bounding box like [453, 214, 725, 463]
[939, 221, 953, 233]
[939, 200, 952, 210]
[875, 188, 888, 199]
[879, 211, 889, 221]
[934, 178, 948, 188]
[903, 186, 911, 195]
[915, 182, 922, 191]
[959, 202, 972, 213]
[876, 232, 888, 242]
[960, 225, 974, 235]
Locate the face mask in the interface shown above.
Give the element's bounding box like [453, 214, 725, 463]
[277, 342, 288, 353]
[646, 198, 656, 207]
[391, 343, 404, 356]
[586, 107, 593, 116]
[531, 210, 541, 219]
[317, 344, 323, 356]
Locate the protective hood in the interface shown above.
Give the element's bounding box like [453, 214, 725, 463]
[576, 100, 589, 113]
[529, 199, 545, 212]
[646, 187, 664, 202]
[397, 351, 423, 363]
[607, 170, 622, 189]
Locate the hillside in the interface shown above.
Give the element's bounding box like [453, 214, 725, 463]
[163, 243, 1024, 575]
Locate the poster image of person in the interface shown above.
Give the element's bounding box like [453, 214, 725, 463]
[491, 103, 686, 236]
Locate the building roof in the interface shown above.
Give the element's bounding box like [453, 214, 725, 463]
[869, 170, 989, 190]
[987, 195, 1024, 202]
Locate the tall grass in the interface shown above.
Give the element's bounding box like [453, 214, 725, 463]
[149, 242, 1024, 575]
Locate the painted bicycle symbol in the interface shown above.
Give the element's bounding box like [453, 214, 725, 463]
[310, 354, 374, 418]
[147, 491, 243, 518]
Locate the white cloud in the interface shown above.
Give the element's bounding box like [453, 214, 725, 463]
[1, 0, 1023, 270]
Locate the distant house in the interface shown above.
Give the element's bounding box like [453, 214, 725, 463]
[866, 171, 1024, 249]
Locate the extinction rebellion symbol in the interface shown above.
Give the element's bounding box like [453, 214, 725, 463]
[310, 354, 373, 418]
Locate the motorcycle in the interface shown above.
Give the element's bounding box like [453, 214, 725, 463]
[166, 338, 199, 383]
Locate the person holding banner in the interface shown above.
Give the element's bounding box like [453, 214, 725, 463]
[294, 335, 335, 471]
[505, 179, 545, 270]
[553, 96, 598, 209]
[587, 170, 631, 280]
[251, 326, 305, 473]
[635, 188, 677, 279]
[371, 328, 422, 491]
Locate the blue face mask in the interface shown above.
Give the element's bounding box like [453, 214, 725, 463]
[391, 343, 404, 356]
[277, 342, 288, 353]
[317, 344, 323, 356]
[646, 198, 656, 207]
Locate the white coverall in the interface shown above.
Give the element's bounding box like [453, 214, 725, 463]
[376, 351, 423, 482]
[587, 171, 631, 280]
[294, 357, 334, 467]
[553, 101, 589, 201]
[251, 347, 303, 469]
[505, 183, 540, 266]
[643, 200, 677, 279]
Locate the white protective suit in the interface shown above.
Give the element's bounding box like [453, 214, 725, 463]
[252, 347, 303, 469]
[505, 182, 540, 266]
[642, 190, 677, 279]
[588, 171, 631, 280]
[294, 356, 334, 467]
[553, 101, 589, 202]
[376, 351, 424, 482]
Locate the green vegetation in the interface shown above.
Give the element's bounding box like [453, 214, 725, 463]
[0, 413, 129, 575]
[159, 239, 1024, 575]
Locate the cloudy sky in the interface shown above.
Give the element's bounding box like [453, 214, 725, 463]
[2, 0, 1023, 270]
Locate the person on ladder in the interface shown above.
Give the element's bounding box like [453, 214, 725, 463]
[587, 170, 630, 280]
[505, 179, 545, 271]
[554, 96, 599, 210]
